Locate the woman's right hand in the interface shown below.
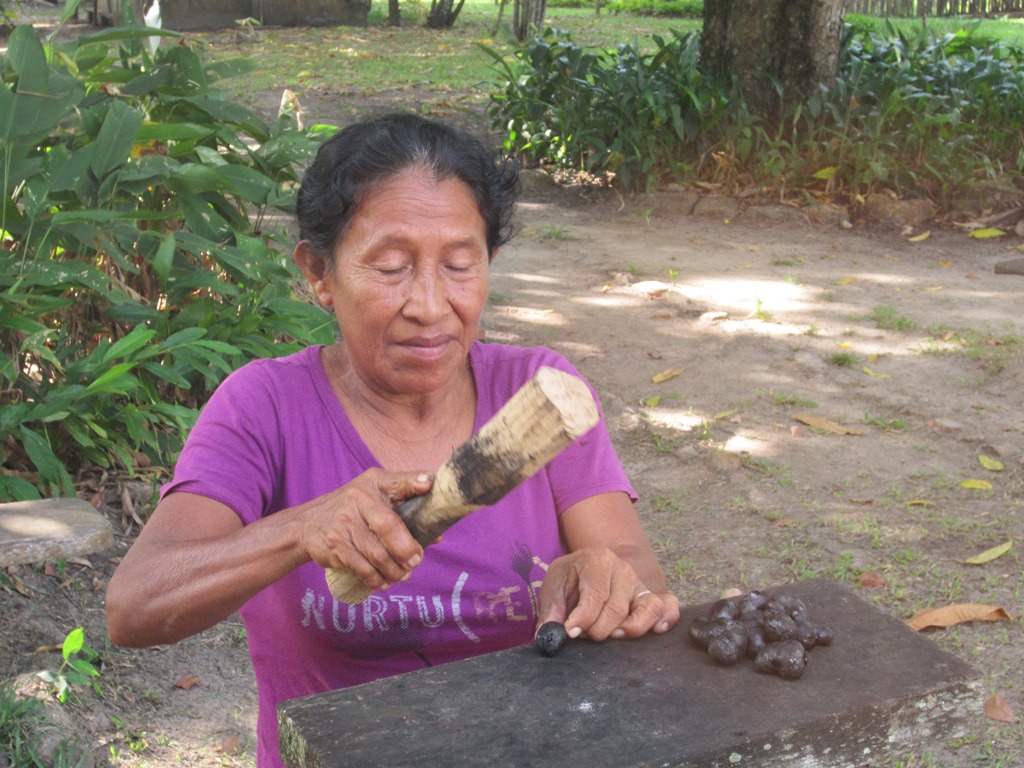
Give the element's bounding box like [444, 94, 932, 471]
[300, 468, 435, 593]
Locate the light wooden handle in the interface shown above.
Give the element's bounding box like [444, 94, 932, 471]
[325, 366, 599, 603]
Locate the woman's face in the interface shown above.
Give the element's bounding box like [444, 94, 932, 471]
[300, 167, 491, 400]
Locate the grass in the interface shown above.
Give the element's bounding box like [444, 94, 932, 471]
[863, 411, 908, 431]
[771, 392, 818, 409]
[195, 0, 694, 113]
[826, 350, 859, 367]
[194, 4, 1024, 132]
[871, 304, 917, 331]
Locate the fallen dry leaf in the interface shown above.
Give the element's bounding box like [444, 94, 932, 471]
[985, 693, 1018, 723]
[969, 227, 1006, 239]
[834, 276, 856, 285]
[792, 413, 863, 435]
[979, 455, 1004, 472]
[653, 312, 674, 319]
[907, 603, 1012, 631]
[962, 541, 1013, 565]
[960, 479, 993, 491]
[718, 587, 744, 599]
[907, 230, 931, 242]
[217, 735, 243, 754]
[858, 572, 886, 588]
[175, 674, 201, 690]
[651, 367, 683, 384]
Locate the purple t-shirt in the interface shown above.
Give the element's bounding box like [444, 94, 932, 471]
[161, 342, 635, 768]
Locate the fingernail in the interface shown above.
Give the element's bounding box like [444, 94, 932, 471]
[567, 626, 582, 639]
[416, 473, 430, 484]
[379, 582, 390, 591]
[400, 572, 412, 582]
[656, 621, 669, 633]
[611, 629, 625, 639]
[407, 554, 422, 568]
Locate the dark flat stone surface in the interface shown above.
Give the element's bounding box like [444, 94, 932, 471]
[278, 579, 982, 768]
[0, 498, 113, 567]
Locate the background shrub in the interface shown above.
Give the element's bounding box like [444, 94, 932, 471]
[0, 17, 333, 500]
[485, 21, 1024, 197]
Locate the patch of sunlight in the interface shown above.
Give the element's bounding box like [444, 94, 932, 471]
[645, 408, 705, 432]
[574, 294, 649, 309]
[494, 306, 566, 325]
[723, 434, 768, 456]
[677, 279, 807, 313]
[505, 272, 561, 284]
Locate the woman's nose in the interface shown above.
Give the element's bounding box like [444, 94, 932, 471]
[404, 268, 445, 322]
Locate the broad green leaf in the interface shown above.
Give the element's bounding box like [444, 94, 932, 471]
[62, 627, 85, 659]
[18, 426, 74, 494]
[215, 164, 277, 203]
[136, 122, 216, 142]
[77, 26, 182, 45]
[46, 143, 98, 193]
[177, 193, 231, 242]
[67, 658, 100, 678]
[7, 25, 50, 95]
[152, 232, 177, 287]
[812, 166, 836, 180]
[86, 362, 139, 394]
[155, 327, 208, 352]
[89, 100, 146, 179]
[103, 325, 157, 364]
[963, 541, 1013, 565]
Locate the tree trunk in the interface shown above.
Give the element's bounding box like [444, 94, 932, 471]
[388, 0, 401, 26]
[701, 0, 847, 124]
[513, 0, 547, 42]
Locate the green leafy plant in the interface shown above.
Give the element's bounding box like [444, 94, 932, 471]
[36, 628, 100, 703]
[1, 16, 335, 499]
[485, 21, 1024, 201]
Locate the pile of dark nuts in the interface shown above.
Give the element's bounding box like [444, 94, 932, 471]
[687, 590, 833, 680]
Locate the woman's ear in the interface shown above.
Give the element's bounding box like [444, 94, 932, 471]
[293, 241, 334, 308]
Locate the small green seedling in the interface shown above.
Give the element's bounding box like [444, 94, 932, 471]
[37, 628, 101, 703]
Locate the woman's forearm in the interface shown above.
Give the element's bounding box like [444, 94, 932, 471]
[106, 496, 309, 647]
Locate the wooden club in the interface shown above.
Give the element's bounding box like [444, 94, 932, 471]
[324, 366, 600, 604]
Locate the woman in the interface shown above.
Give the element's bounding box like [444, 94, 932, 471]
[106, 113, 680, 768]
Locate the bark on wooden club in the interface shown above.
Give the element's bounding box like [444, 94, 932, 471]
[324, 366, 599, 604]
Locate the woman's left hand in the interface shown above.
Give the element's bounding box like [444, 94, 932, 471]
[537, 548, 681, 641]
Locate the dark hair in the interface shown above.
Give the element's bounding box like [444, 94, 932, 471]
[296, 113, 520, 266]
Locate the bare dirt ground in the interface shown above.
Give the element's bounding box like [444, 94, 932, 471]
[3, 12, 1024, 768]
